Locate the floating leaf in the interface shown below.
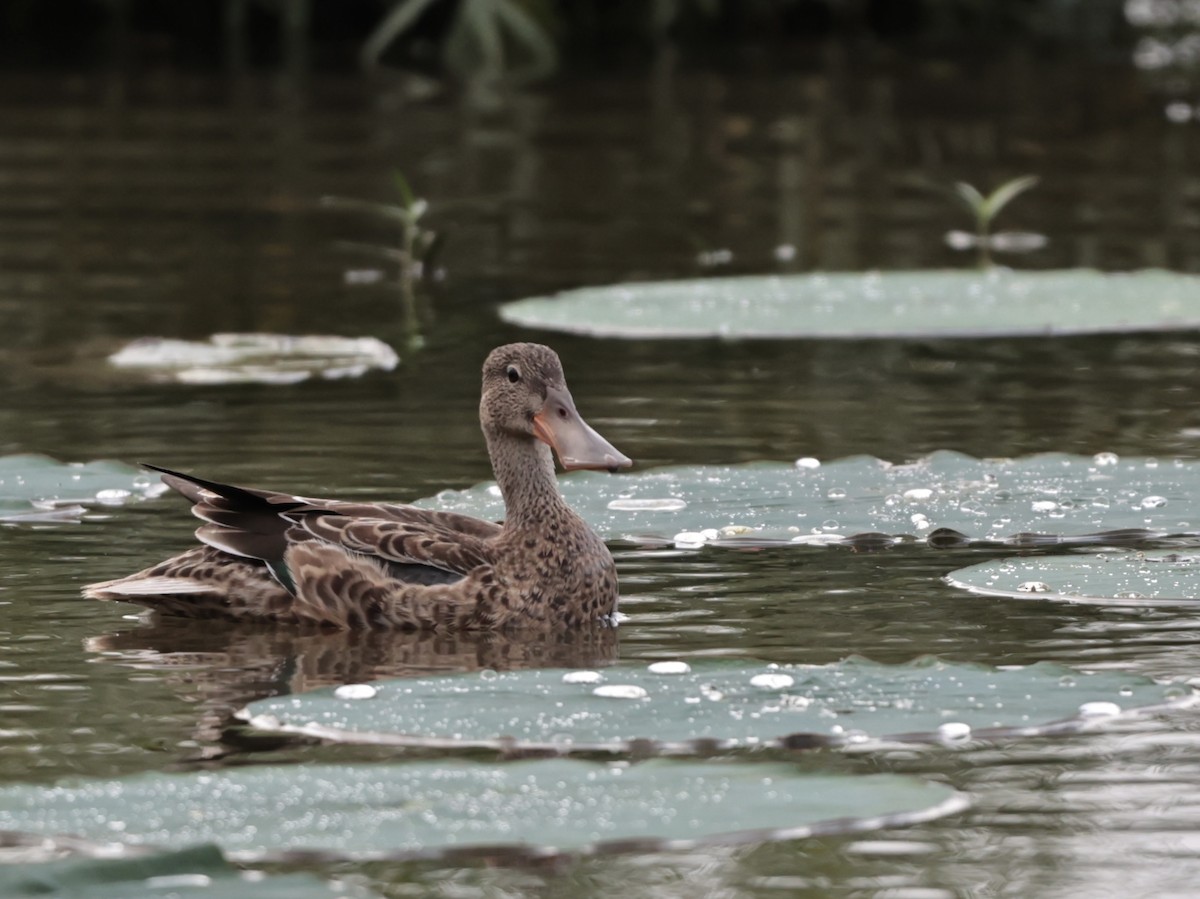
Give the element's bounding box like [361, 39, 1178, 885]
[0, 843, 363, 897]
[0, 454, 166, 523]
[499, 269, 1200, 339]
[947, 550, 1200, 606]
[107, 334, 398, 386]
[417, 451, 1200, 548]
[0, 760, 965, 863]
[237, 658, 1190, 754]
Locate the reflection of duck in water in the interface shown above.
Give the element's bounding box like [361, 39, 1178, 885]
[86, 618, 621, 751]
[84, 343, 632, 630]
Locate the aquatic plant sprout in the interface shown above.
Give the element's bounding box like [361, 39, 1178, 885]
[417, 451, 1200, 548]
[236, 658, 1190, 754]
[944, 174, 1042, 266]
[0, 760, 965, 863]
[947, 550, 1200, 606]
[499, 269, 1200, 338]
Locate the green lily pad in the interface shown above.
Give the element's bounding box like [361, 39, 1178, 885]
[417, 451, 1200, 548]
[0, 843, 368, 898]
[107, 333, 398, 385]
[237, 658, 1191, 754]
[0, 760, 965, 862]
[947, 550, 1200, 606]
[500, 269, 1200, 339]
[0, 454, 167, 523]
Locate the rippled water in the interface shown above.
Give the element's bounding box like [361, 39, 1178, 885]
[5, 50, 1200, 896]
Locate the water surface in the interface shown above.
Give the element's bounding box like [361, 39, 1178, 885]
[3, 50, 1200, 896]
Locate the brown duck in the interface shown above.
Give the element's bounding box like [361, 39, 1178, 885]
[83, 343, 632, 630]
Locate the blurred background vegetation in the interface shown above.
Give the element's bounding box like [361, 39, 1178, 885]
[0, 0, 1131, 75]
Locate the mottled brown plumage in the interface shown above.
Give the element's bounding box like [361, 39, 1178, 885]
[83, 343, 632, 631]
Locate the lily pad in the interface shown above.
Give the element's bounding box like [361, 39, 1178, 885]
[237, 658, 1191, 754]
[107, 333, 398, 385]
[500, 269, 1200, 339]
[0, 843, 368, 898]
[0, 454, 167, 523]
[947, 550, 1200, 606]
[0, 760, 965, 863]
[417, 451, 1200, 548]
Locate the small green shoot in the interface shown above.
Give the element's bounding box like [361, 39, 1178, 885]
[321, 171, 443, 348]
[946, 174, 1041, 267]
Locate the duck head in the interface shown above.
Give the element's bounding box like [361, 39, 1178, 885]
[481, 343, 632, 472]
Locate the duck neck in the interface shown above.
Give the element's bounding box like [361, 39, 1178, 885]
[486, 431, 568, 528]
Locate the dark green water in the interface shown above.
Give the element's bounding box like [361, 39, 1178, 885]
[4, 49, 1200, 896]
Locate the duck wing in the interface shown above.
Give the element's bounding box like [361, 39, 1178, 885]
[147, 465, 497, 592]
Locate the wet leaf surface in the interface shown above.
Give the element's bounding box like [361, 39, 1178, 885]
[947, 549, 1200, 606]
[0, 760, 964, 862]
[0, 455, 166, 523]
[500, 269, 1200, 338]
[417, 451, 1200, 548]
[238, 657, 1189, 753]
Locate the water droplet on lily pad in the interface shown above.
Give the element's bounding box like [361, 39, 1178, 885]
[750, 673, 796, 690]
[1077, 701, 1121, 718]
[607, 497, 688, 512]
[1017, 581, 1053, 593]
[333, 684, 377, 701]
[593, 685, 649, 700]
[936, 722, 972, 742]
[648, 661, 692, 675]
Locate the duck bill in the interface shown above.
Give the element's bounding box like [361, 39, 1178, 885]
[533, 386, 632, 472]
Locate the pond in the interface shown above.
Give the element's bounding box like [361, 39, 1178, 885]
[3, 47, 1200, 896]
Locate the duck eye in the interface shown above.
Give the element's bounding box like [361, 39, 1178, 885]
[506, 365, 521, 383]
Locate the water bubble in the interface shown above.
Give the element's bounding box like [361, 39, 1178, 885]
[562, 670, 604, 685]
[673, 531, 708, 549]
[1017, 581, 1053, 593]
[1059, 675, 1077, 687]
[478, 669, 498, 681]
[334, 684, 377, 700]
[699, 684, 724, 702]
[903, 488, 934, 501]
[607, 497, 687, 512]
[794, 457, 821, 470]
[883, 493, 904, 507]
[749, 673, 795, 690]
[1145, 457, 1160, 469]
[1031, 500, 1057, 513]
[648, 661, 691, 675]
[820, 520, 840, 531]
[1078, 701, 1121, 718]
[593, 684, 648, 700]
[1093, 452, 1119, 467]
[1141, 495, 1168, 509]
[826, 488, 847, 500]
[95, 489, 132, 506]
